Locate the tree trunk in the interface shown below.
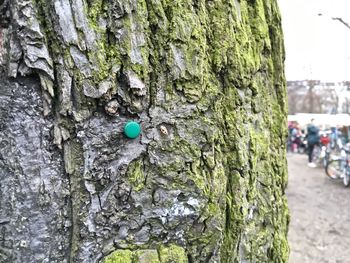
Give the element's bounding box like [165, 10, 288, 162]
[0, 0, 289, 262]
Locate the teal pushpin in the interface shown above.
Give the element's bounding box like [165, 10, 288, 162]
[124, 121, 141, 139]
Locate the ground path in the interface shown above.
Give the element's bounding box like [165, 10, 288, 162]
[287, 153, 350, 263]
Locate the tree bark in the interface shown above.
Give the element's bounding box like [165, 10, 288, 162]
[0, 0, 289, 262]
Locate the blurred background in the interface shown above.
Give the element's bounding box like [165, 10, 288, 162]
[279, 0, 350, 262]
[280, 0, 350, 118]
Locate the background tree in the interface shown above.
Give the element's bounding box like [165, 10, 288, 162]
[0, 0, 289, 262]
[287, 82, 307, 114]
[341, 81, 350, 114]
[287, 80, 341, 114]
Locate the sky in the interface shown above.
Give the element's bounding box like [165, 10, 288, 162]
[278, 0, 350, 81]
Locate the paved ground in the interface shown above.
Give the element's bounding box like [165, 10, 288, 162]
[286, 153, 350, 263]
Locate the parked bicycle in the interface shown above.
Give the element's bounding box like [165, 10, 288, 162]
[311, 144, 330, 168]
[325, 147, 350, 187]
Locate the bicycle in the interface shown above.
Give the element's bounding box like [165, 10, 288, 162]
[311, 144, 328, 168]
[325, 147, 350, 187]
[322, 144, 332, 168]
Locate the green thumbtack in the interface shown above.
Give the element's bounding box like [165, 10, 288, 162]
[124, 121, 141, 139]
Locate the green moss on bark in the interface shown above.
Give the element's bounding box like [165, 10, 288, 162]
[102, 250, 133, 263]
[31, 0, 289, 261]
[158, 245, 188, 263]
[127, 158, 146, 192]
[101, 246, 187, 263]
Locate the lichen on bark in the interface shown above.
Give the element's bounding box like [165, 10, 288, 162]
[0, 0, 288, 262]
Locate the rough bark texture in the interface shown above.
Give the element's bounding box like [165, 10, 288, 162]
[0, 0, 289, 262]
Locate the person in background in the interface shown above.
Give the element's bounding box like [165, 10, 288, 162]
[287, 121, 295, 152]
[320, 131, 330, 147]
[288, 121, 300, 153]
[306, 118, 320, 167]
[330, 126, 338, 149]
[293, 123, 302, 152]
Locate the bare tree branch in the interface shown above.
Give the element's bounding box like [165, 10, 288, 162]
[332, 17, 350, 30]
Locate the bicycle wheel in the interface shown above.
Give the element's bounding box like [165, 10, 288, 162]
[323, 153, 329, 168]
[343, 169, 350, 187]
[320, 147, 328, 167]
[325, 159, 344, 179]
[312, 146, 321, 164]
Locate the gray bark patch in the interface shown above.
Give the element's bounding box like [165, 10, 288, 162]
[0, 75, 70, 263]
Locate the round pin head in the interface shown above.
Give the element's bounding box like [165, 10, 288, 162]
[124, 121, 141, 139]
